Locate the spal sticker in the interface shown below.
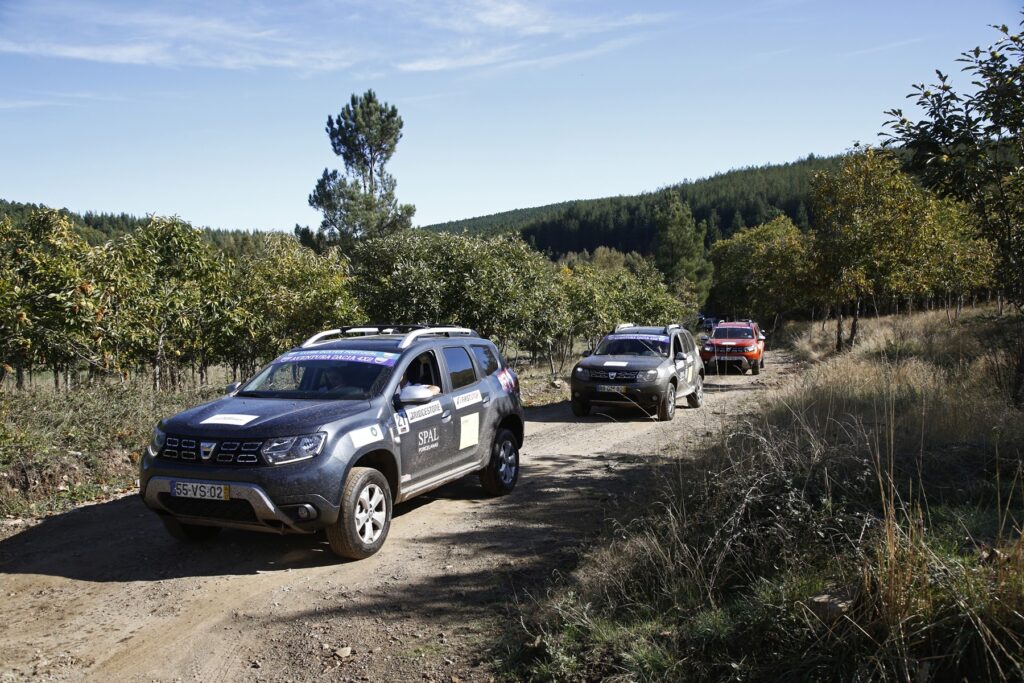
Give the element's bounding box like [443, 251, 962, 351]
[349, 424, 384, 449]
[200, 414, 259, 426]
[453, 389, 482, 410]
[405, 401, 442, 423]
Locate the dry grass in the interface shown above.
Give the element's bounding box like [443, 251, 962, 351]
[0, 377, 227, 517]
[509, 308, 1024, 682]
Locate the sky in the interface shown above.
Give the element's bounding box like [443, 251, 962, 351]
[0, 0, 1020, 231]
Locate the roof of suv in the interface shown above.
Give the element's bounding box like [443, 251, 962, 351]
[716, 322, 756, 328]
[296, 333, 486, 354]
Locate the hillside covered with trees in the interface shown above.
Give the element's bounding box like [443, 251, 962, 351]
[425, 154, 843, 254]
[0, 199, 268, 259]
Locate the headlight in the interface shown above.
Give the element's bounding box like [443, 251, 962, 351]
[261, 432, 327, 465]
[743, 345, 757, 352]
[148, 426, 166, 456]
[575, 366, 590, 380]
[637, 369, 658, 382]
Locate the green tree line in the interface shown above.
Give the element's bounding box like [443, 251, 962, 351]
[0, 211, 689, 391]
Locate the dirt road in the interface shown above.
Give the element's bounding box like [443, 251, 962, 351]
[0, 355, 795, 682]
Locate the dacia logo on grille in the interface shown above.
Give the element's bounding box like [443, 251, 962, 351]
[200, 441, 216, 461]
[608, 372, 617, 380]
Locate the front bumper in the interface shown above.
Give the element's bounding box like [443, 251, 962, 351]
[139, 449, 345, 533]
[700, 351, 757, 369]
[570, 379, 667, 407]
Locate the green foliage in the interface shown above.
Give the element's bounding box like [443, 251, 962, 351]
[425, 155, 843, 254]
[709, 215, 813, 322]
[651, 191, 712, 305]
[884, 18, 1024, 306]
[308, 90, 415, 250]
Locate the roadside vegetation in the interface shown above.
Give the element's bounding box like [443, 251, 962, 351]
[508, 308, 1024, 681]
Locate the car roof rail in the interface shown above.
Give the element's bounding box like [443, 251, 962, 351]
[302, 324, 431, 347]
[398, 326, 477, 349]
[664, 323, 681, 333]
[614, 323, 636, 332]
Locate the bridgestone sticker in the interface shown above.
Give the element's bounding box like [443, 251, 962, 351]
[453, 389, 482, 410]
[349, 424, 384, 449]
[200, 414, 259, 426]
[605, 334, 670, 342]
[275, 349, 399, 367]
[405, 401, 442, 423]
[459, 412, 480, 450]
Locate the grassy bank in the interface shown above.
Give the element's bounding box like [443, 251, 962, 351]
[508, 309, 1024, 681]
[0, 379, 226, 517]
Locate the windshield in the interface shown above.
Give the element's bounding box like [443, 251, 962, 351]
[238, 349, 398, 400]
[594, 333, 670, 357]
[711, 327, 755, 340]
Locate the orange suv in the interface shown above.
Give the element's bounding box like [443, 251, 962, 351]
[699, 321, 766, 375]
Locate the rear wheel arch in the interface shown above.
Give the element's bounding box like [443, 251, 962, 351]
[497, 414, 524, 448]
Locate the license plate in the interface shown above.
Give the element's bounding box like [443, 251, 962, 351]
[597, 385, 627, 393]
[171, 480, 230, 501]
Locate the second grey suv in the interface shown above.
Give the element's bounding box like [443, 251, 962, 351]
[139, 326, 524, 560]
[570, 324, 704, 421]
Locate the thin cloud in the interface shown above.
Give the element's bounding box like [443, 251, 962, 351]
[397, 44, 521, 72]
[497, 34, 645, 70]
[0, 99, 62, 110]
[844, 37, 926, 57]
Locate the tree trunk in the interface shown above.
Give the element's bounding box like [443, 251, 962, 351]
[955, 295, 963, 322]
[835, 303, 845, 352]
[847, 298, 860, 348]
[53, 365, 61, 393]
[15, 364, 25, 391]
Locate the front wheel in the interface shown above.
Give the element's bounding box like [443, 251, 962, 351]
[571, 399, 590, 417]
[327, 467, 392, 560]
[480, 428, 520, 495]
[687, 375, 704, 408]
[751, 359, 761, 375]
[657, 383, 677, 421]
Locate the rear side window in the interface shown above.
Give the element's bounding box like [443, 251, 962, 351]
[471, 344, 500, 375]
[443, 347, 477, 389]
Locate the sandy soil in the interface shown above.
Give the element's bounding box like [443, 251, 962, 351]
[0, 354, 796, 682]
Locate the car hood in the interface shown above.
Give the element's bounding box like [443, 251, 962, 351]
[161, 396, 372, 437]
[578, 355, 666, 371]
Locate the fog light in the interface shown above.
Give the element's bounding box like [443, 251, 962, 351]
[297, 505, 311, 519]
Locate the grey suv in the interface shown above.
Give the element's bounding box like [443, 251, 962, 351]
[139, 326, 524, 560]
[570, 324, 704, 421]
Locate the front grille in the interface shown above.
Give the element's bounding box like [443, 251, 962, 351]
[711, 347, 749, 355]
[158, 493, 258, 522]
[589, 369, 639, 382]
[160, 436, 264, 465]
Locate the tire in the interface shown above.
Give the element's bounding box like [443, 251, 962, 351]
[751, 359, 761, 375]
[480, 428, 520, 496]
[657, 382, 677, 421]
[327, 467, 392, 560]
[162, 516, 222, 542]
[687, 374, 704, 408]
[760, 356, 766, 369]
[570, 399, 590, 417]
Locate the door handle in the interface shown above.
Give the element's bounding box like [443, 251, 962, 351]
[442, 410, 452, 423]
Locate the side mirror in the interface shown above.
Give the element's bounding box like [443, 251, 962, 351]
[399, 385, 435, 405]
[226, 382, 241, 395]
[674, 352, 687, 361]
[582, 349, 592, 357]
[758, 334, 766, 341]
[699, 334, 709, 343]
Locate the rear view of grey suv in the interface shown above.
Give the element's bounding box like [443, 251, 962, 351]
[570, 324, 704, 421]
[139, 326, 524, 560]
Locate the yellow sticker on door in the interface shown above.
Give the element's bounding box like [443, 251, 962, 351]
[459, 412, 480, 450]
